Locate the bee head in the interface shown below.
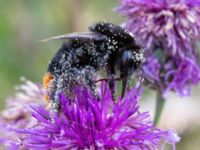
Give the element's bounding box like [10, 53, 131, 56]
[120, 48, 145, 79]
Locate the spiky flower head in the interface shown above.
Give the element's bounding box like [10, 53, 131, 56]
[118, 0, 200, 56]
[0, 78, 45, 149]
[117, 0, 200, 96]
[6, 82, 180, 149]
[1, 78, 45, 128]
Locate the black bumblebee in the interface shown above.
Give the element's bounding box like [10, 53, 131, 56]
[43, 22, 145, 109]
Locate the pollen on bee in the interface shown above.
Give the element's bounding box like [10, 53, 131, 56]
[43, 72, 54, 103]
[43, 72, 54, 89]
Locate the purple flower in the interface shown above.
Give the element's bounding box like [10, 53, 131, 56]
[143, 56, 200, 96]
[118, 0, 200, 56]
[1, 78, 45, 128]
[7, 82, 180, 150]
[164, 57, 200, 96]
[117, 0, 200, 96]
[0, 78, 46, 149]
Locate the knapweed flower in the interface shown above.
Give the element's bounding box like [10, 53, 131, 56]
[143, 56, 200, 96]
[7, 82, 180, 149]
[1, 78, 45, 128]
[0, 78, 45, 149]
[117, 0, 200, 96]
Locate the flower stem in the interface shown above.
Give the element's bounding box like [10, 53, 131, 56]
[153, 91, 165, 125]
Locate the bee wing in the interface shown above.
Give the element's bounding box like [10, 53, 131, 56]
[41, 32, 106, 42]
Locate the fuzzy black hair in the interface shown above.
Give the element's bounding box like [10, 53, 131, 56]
[89, 22, 134, 44]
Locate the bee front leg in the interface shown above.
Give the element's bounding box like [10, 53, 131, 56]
[107, 61, 117, 101]
[121, 76, 131, 98]
[121, 78, 127, 98]
[108, 74, 117, 101]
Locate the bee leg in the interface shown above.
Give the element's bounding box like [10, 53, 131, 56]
[50, 82, 61, 111]
[121, 77, 130, 98]
[95, 78, 108, 82]
[107, 61, 117, 101]
[51, 72, 73, 111]
[46, 88, 60, 111]
[84, 67, 99, 100]
[86, 78, 100, 100]
[52, 96, 60, 111]
[108, 74, 117, 101]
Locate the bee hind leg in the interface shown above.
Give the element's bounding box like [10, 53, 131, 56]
[49, 81, 61, 111]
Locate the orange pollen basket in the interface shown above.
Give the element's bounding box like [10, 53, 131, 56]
[43, 72, 54, 89]
[43, 72, 54, 102]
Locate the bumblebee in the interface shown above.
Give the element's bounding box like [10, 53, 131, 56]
[43, 22, 145, 109]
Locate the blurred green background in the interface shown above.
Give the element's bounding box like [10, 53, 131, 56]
[0, 0, 121, 105]
[0, 0, 200, 149]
